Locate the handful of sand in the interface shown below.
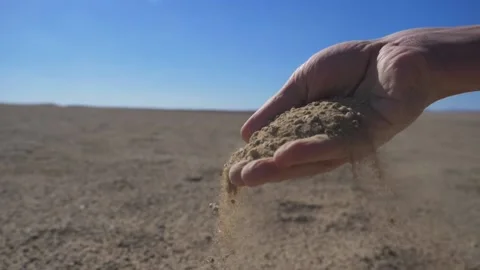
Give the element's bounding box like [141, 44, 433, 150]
[222, 97, 369, 195]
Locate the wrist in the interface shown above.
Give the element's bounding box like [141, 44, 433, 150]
[426, 26, 480, 102]
[382, 25, 480, 104]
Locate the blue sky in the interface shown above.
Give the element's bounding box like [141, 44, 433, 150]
[0, 0, 479, 111]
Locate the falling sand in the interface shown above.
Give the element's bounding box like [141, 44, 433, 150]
[218, 97, 368, 239]
[216, 97, 381, 267]
[209, 97, 470, 269]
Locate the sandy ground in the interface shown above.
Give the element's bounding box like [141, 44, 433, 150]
[0, 104, 479, 270]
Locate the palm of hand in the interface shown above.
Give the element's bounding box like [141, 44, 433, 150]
[230, 40, 431, 187]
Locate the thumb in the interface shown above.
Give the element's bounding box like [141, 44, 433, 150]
[241, 74, 306, 142]
[241, 41, 376, 143]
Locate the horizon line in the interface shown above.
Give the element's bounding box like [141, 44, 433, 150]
[1, 101, 479, 113]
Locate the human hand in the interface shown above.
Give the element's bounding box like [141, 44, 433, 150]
[229, 26, 480, 188]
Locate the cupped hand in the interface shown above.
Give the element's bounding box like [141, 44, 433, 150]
[230, 31, 439, 188]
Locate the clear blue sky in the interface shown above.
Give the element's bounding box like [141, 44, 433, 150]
[0, 0, 479, 111]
